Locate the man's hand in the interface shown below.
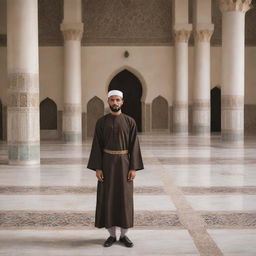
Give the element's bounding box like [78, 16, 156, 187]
[96, 169, 104, 182]
[128, 170, 136, 181]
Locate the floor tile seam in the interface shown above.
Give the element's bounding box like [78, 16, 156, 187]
[0, 185, 167, 195]
[0, 226, 186, 230]
[188, 229, 225, 255]
[1, 209, 255, 214]
[0, 210, 177, 214]
[198, 210, 256, 214]
[1, 226, 255, 230]
[2, 186, 256, 195]
[152, 153, 224, 256]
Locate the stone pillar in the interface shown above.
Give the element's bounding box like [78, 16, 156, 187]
[7, 0, 40, 165]
[220, 0, 251, 142]
[192, 26, 214, 135]
[61, 0, 83, 144]
[173, 26, 192, 134]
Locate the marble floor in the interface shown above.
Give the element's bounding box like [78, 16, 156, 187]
[0, 134, 256, 256]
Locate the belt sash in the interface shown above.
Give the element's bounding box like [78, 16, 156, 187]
[103, 149, 128, 155]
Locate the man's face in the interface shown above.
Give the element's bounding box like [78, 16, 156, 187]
[108, 95, 123, 112]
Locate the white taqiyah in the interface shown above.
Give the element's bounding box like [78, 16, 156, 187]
[108, 90, 123, 98]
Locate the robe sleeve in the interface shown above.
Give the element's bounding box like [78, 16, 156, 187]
[128, 119, 144, 171]
[87, 119, 104, 171]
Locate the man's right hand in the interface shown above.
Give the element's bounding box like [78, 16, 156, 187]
[96, 170, 104, 182]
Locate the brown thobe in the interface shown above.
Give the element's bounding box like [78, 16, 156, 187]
[87, 113, 144, 228]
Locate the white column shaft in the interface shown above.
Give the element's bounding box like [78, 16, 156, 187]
[222, 12, 245, 95]
[64, 40, 81, 104]
[175, 42, 188, 102]
[220, 0, 251, 142]
[7, 0, 40, 165]
[172, 27, 191, 134]
[194, 41, 210, 99]
[61, 0, 83, 144]
[7, 0, 38, 73]
[192, 28, 213, 135]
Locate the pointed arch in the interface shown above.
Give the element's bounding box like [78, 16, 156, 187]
[152, 95, 169, 129]
[40, 97, 57, 130]
[87, 96, 104, 137]
[108, 69, 143, 131]
[106, 65, 147, 102]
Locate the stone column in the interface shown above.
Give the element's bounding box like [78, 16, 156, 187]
[61, 4, 83, 143]
[220, 0, 251, 142]
[192, 26, 214, 135]
[7, 0, 40, 165]
[173, 26, 192, 134]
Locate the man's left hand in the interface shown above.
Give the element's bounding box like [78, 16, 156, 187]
[128, 170, 136, 181]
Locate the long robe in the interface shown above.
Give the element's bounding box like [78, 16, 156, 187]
[87, 113, 144, 228]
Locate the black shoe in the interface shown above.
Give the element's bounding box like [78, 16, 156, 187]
[103, 236, 116, 247]
[119, 235, 134, 247]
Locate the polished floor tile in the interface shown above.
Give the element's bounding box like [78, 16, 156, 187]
[186, 195, 256, 211]
[0, 194, 175, 211]
[0, 229, 199, 256]
[163, 164, 256, 187]
[0, 134, 256, 256]
[208, 229, 256, 256]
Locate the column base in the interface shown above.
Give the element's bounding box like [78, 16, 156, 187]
[192, 125, 210, 136]
[8, 144, 40, 165]
[63, 132, 82, 144]
[221, 130, 244, 142]
[173, 124, 188, 134]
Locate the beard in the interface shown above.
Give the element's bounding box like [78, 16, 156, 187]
[109, 104, 122, 112]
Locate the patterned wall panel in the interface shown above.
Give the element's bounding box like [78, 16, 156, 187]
[38, 0, 64, 46]
[1, 0, 256, 46]
[82, 0, 172, 45]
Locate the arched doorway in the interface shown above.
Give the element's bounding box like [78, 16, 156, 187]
[87, 96, 104, 137]
[0, 99, 2, 140]
[152, 96, 169, 129]
[108, 69, 142, 132]
[40, 97, 57, 130]
[211, 87, 221, 132]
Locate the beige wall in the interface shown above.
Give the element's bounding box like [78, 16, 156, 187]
[0, 46, 256, 108]
[39, 47, 64, 108]
[245, 47, 256, 104]
[210, 47, 222, 89]
[82, 46, 173, 110]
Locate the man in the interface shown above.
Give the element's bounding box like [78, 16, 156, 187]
[87, 89, 144, 248]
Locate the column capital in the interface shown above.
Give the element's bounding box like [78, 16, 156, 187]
[60, 23, 84, 41]
[194, 29, 214, 42]
[194, 24, 214, 42]
[173, 30, 191, 43]
[173, 24, 192, 43]
[219, 0, 252, 13]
